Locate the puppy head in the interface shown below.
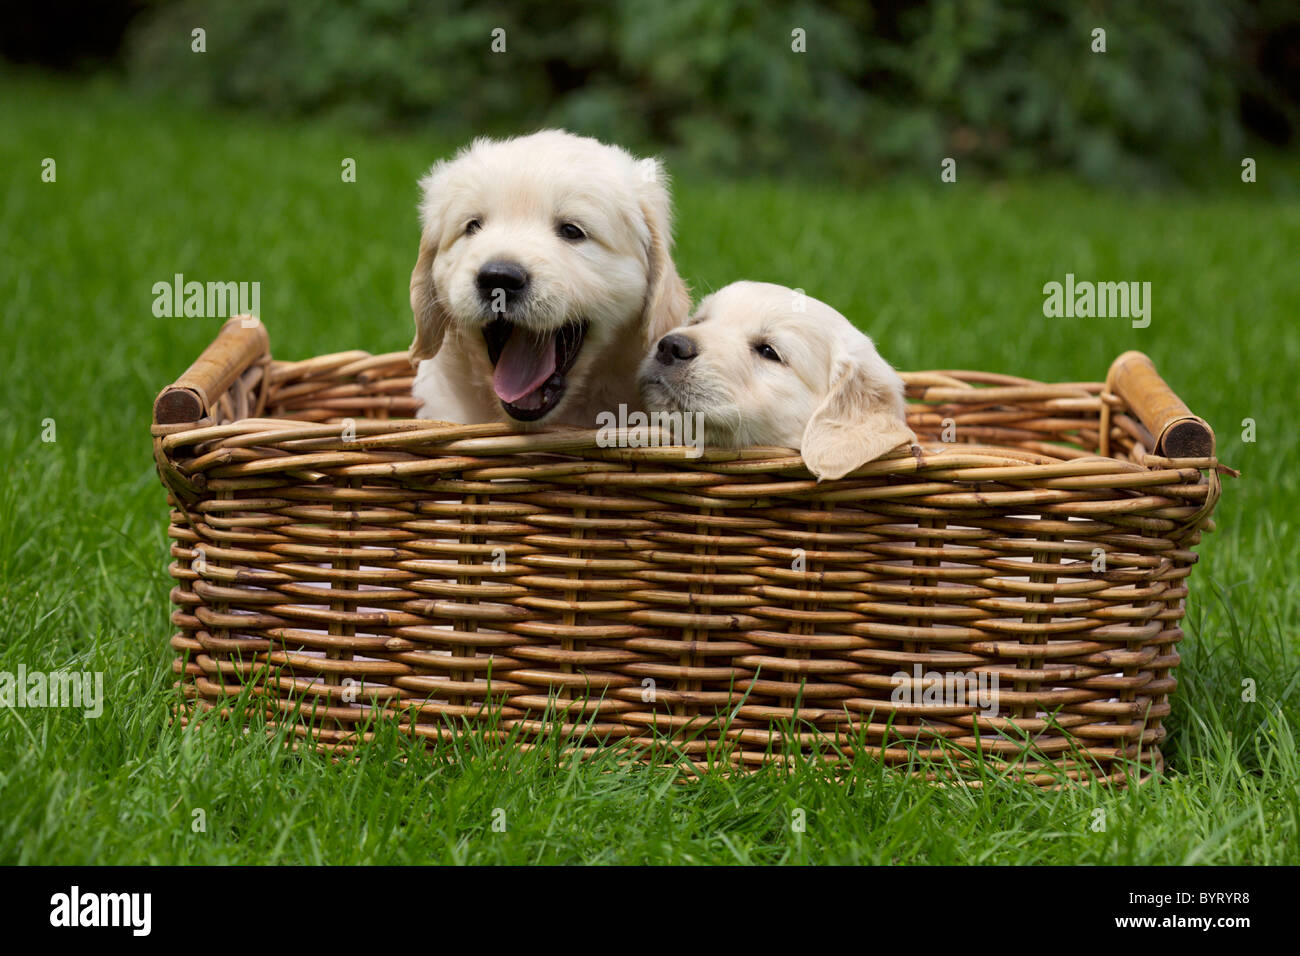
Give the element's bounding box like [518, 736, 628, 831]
[638, 281, 914, 479]
[409, 130, 688, 423]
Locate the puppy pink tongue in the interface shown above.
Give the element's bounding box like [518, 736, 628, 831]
[493, 328, 558, 404]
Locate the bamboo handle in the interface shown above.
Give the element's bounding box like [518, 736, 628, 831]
[1107, 350, 1214, 458]
[153, 316, 270, 425]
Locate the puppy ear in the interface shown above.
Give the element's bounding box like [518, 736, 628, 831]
[409, 161, 454, 363]
[636, 158, 691, 350]
[801, 339, 915, 481]
[409, 230, 449, 362]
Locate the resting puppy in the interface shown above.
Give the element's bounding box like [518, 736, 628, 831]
[638, 281, 915, 479]
[409, 130, 690, 425]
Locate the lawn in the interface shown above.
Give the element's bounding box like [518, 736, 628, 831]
[1, 73, 1297, 865]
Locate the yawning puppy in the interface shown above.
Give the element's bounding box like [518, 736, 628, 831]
[638, 281, 915, 479]
[409, 130, 690, 425]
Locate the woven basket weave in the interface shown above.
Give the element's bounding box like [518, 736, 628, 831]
[152, 317, 1226, 786]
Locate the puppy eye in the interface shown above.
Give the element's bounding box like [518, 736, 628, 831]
[754, 342, 782, 363]
[465, 219, 482, 236]
[557, 222, 586, 242]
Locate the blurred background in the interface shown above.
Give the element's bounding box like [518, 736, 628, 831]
[5, 0, 1300, 186]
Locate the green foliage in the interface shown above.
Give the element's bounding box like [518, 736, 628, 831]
[123, 0, 1279, 184]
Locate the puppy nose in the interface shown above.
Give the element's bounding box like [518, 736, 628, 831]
[476, 260, 530, 302]
[655, 333, 698, 365]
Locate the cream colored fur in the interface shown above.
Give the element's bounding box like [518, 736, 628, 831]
[409, 130, 690, 426]
[638, 281, 915, 479]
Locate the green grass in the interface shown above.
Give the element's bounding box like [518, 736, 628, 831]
[1, 73, 1298, 865]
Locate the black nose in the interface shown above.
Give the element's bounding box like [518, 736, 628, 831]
[655, 333, 698, 365]
[476, 260, 530, 304]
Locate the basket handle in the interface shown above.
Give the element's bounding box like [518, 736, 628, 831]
[1107, 350, 1214, 458]
[153, 316, 270, 425]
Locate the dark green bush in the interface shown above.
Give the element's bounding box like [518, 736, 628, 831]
[124, 0, 1294, 184]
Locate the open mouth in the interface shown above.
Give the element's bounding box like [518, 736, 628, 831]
[483, 317, 588, 421]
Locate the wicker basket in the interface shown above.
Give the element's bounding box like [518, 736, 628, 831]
[152, 317, 1227, 786]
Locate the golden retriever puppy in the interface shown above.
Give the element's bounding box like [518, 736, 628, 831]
[409, 130, 690, 425]
[638, 281, 915, 479]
